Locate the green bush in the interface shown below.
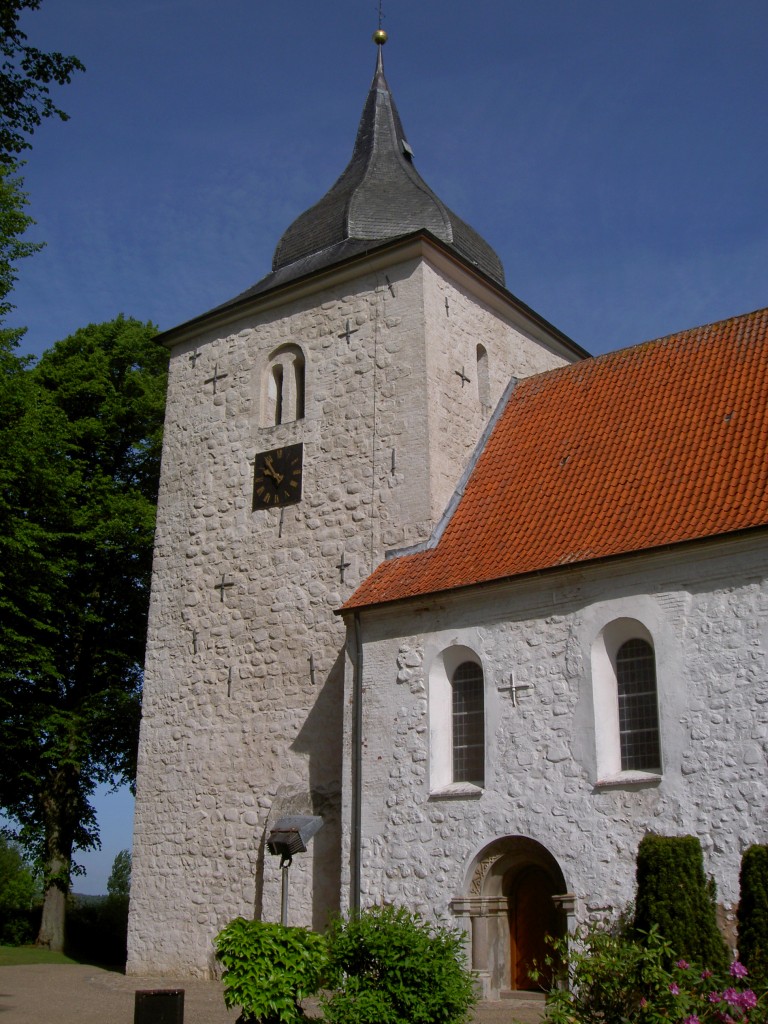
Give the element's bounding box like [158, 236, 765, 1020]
[738, 844, 768, 984]
[633, 834, 728, 970]
[214, 917, 327, 1024]
[0, 835, 40, 945]
[321, 905, 476, 1024]
[543, 923, 767, 1023]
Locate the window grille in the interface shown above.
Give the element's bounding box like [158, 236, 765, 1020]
[452, 661, 485, 785]
[616, 638, 661, 771]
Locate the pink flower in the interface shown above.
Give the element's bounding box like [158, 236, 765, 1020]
[709, 991, 722, 1003]
[683, 1017, 700, 1024]
[723, 987, 740, 1006]
[738, 990, 758, 1010]
[640, 997, 648, 1007]
[701, 969, 713, 979]
[730, 961, 749, 979]
[669, 983, 680, 995]
[677, 958, 690, 969]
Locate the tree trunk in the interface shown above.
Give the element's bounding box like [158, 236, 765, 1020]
[37, 871, 67, 951]
[35, 787, 75, 951]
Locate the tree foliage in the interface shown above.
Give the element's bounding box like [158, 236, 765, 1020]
[0, 316, 168, 949]
[633, 834, 728, 970]
[738, 844, 768, 983]
[106, 848, 131, 900]
[0, 162, 42, 344]
[0, 0, 84, 162]
[0, 832, 40, 943]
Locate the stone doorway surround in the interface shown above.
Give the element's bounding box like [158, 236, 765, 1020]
[450, 836, 576, 999]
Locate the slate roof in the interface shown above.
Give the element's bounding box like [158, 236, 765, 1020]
[343, 306, 768, 611]
[218, 43, 505, 306]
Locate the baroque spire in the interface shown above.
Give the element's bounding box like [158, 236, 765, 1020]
[264, 32, 505, 289]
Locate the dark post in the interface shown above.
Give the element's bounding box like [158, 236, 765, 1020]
[134, 989, 185, 1024]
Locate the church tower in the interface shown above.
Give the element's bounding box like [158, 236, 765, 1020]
[127, 32, 585, 977]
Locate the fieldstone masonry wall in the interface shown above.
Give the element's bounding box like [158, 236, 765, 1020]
[127, 248, 575, 976]
[346, 536, 768, 995]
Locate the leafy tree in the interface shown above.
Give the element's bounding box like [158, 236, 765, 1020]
[633, 834, 728, 970]
[0, 0, 85, 163]
[0, 316, 168, 950]
[0, 161, 42, 344]
[106, 848, 131, 900]
[738, 844, 768, 983]
[0, 831, 40, 943]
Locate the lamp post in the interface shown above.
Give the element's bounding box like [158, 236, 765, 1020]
[266, 815, 324, 926]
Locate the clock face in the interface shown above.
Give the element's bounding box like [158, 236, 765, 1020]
[253, 443, 303, 510]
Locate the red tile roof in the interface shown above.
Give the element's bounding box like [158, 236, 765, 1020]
[344, 306, 768, 610]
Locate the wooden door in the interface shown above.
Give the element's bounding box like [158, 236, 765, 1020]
[508, 866, 560, 990]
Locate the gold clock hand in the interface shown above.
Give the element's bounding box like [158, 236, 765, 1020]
[264, 456, 284, 485]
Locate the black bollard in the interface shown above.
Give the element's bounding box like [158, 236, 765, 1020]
[134, 989, 185, 1024]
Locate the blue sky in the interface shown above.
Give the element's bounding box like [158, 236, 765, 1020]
[8, 0, 767, 892]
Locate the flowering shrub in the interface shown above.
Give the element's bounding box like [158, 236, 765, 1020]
[542, 924, 768, 1024]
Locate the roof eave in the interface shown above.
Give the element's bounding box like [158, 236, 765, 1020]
[155, 229, 588, 361]
[337, 523, 768, 616]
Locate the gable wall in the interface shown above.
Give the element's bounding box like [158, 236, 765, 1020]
[128, 251, 574, 976]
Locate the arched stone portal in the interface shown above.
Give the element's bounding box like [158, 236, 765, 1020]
[451, 837, 575, 998]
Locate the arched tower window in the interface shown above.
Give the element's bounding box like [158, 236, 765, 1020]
[616, 638, 661, 772]
[476, 344, 490, 409]
[452, 661, 485, 785]
[263, 344, 305, 426]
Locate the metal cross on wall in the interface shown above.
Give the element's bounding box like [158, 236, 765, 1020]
[205, 362, 228, 394]
[337, 551, 351, 583]
[455, 366, 471, 387]
[339, 319, 359, 344]
[214, 574, 235, 602]
[189, 350, 202, 367]
[497, 677, 532, 707]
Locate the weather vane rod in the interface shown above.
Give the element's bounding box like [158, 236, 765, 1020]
[373, 0, 387, 44]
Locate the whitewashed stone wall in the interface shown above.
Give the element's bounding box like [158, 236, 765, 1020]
[344, 533, 768, 994]
[127, 245, 576, 977]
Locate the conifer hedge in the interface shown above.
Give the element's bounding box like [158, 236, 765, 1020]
[633, 834, 728, 970]
[738, 844, 768, 982]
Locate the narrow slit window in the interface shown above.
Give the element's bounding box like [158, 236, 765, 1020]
[272, 364, 284, 425]
[476, 344, 490, 408]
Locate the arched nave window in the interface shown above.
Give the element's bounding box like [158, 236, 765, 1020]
[592, 619, 662, 781]
[616, 638, 661, 772]
[264, 344, 305, 426]
[452, 661, 485, 785]
[429, 646, 485, 793]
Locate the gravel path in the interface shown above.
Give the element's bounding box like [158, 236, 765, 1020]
[0, 964, 545, 1024]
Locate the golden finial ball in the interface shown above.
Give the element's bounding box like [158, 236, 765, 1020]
[373, 29, 388, 45]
